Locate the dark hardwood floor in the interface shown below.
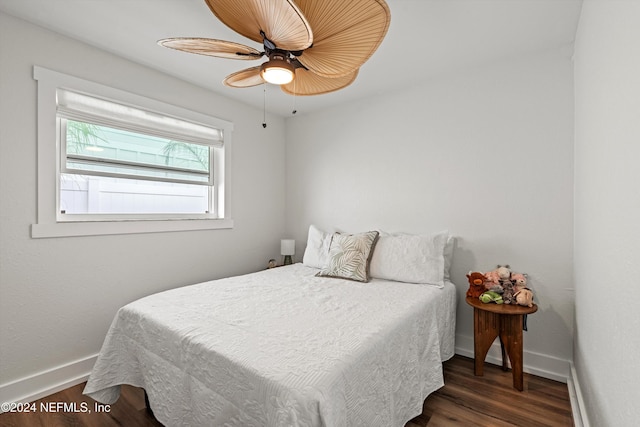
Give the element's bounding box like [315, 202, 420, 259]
[407, 356, 573, 427]
[0, 355, 572, 426]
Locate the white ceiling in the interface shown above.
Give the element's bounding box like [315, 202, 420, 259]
[0, 0, 582, 117]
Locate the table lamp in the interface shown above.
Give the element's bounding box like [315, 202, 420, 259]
[281, 239, 295, 265]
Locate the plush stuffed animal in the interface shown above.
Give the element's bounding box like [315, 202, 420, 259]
[484, 270, 500, 285]
[502, 279, 516, 304]
[466, 272, 487, 298]
[479, 291, 503, 304]
[514, 288, 534, 307]
[484, 265, 511, 293]
[497, 265, 511, 281]
[511, 273, 527, 291]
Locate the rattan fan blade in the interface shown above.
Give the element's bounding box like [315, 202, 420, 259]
[295, 0, 390, 77]
[158, 38, 262, 60]
[204, 0, 312, 52]
[223, 66, 265, 88]
[281, 68, 358, 96]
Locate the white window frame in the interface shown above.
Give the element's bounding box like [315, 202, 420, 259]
[32, 66, 234, 238]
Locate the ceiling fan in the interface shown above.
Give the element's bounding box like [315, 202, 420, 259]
[158, 0, 391, 96]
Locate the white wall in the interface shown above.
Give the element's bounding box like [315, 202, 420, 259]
[573, 1, 640, 425]
[285, 47, 575, 380]
[0, 13, 286, 400]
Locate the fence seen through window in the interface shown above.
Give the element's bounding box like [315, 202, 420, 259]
[60, 120, 211, 215]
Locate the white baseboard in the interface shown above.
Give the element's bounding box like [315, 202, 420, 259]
[567, 361, 590, 427]
[455, 333, 570, 383]
[0, 354, 97, 412]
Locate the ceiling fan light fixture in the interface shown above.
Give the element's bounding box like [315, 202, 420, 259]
[162, 0, 391, 95]
[260, 54, 295, 85]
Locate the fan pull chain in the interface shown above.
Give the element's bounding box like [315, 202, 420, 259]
[292, 78, 297, 115]
[262, 84, 267, 128]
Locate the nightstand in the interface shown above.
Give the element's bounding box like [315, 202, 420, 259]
[465, 296, 538, 391]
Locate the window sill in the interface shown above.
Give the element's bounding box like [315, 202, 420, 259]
[31, 218, 234, 239]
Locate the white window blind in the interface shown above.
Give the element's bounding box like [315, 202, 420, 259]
[56, 89, 223, 147]
[57, 89, 223, 187]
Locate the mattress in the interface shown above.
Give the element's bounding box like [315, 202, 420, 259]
[84, 263, 456, 426]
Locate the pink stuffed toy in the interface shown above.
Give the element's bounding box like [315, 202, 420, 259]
[484, 265, 511, 292]
[484, 270, 500, 285]
[511, 273, 527, 291]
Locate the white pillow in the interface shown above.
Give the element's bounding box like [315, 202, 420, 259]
[443, 234, 455, 281]
[302, 225, 333, 269]
[369, 230, 449, 287]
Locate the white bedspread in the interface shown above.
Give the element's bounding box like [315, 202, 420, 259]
[84, 264, 456, 426]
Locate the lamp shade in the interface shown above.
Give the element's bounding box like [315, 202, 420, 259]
[260, 56, 295, 85]
[281, 239, 295, 256]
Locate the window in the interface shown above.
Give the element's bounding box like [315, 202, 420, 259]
[57, 89, 219, 218]
[33, 66, 234, 238]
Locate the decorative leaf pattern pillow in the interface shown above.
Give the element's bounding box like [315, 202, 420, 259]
[317, 231, 379, 282]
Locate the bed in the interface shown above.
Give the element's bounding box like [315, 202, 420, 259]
[84, 228, 457, 426]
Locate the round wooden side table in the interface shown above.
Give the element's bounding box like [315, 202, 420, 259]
[465, 296, 538, 391]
